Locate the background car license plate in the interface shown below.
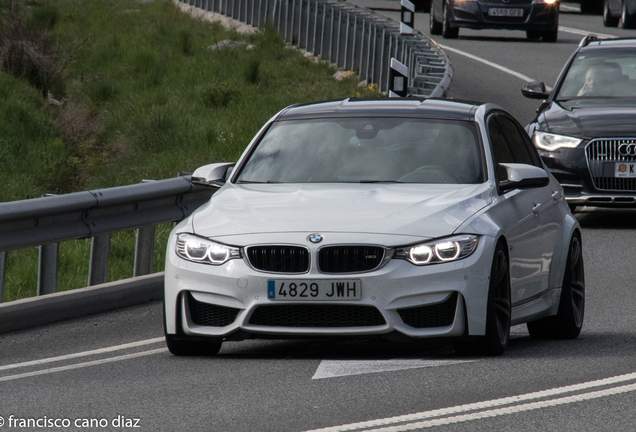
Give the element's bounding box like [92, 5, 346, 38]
[488, 8, 523, 17]
[267, 279, 361, 301]
[615, 163, 636, 177]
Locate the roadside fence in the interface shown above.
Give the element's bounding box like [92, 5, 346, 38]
[181, 0, 452, 96]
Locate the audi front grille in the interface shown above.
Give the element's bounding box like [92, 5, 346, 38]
[586, 138, 636, 192]
[318, 246, 386, 273]
[246, 245, 310, 273]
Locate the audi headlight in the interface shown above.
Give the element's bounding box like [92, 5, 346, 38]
[176, 233, 241, 265]
[533, 131, 583, 151]
[395, 235, 479, 266]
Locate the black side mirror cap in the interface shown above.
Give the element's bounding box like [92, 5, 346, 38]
[498, 163, 550, 194]
[521, 81, 551, 100]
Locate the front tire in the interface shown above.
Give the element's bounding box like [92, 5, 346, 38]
[430, 6, 443, 35]
[620, 0, 636, 29]
[454, 242, 511, 356]
[442, 2, 459, 39]
[527, 234, 585, 339]
[603, 0, 620, 26]
[164, 297, 223, 356]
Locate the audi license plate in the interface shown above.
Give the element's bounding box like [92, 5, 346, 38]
[615, 162, 636, 177]
[488, 8, 523, 17]
[267, 279, 361, 301]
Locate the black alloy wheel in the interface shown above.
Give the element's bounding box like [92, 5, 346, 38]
[442, 2, 459, 39]
[527, 234, 585, 339]
[604, 0, 620, 26]
[621, 0, 636, 29]
[430, 5, 443, 34]
[164, 297, 223, 356]
[454, 242, 511, 356]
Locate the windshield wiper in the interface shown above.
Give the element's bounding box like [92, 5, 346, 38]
[359, 180, 403, 183]
[237, 180, 283, 184]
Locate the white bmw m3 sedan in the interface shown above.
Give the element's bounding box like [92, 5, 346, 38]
[164, 98, 585, 356]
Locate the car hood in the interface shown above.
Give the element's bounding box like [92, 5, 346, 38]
[544, 99, 636, 139]
[191, 183, 492, 243]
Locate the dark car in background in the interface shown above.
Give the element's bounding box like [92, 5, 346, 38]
[522, 36, 636, 211]
[429, 0, 560, 41]
[603, 0, 636, 29]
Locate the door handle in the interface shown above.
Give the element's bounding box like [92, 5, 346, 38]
[532, 202, 541, 215]
[552, 190, 563, 201]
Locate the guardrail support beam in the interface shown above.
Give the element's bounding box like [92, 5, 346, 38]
[38, 243, 59, 295]
[134, 226, 155, 277]
[88, 234, 111, 286]
[0, 251, 6, 303]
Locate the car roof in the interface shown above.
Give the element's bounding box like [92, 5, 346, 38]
[276, 98, 481, 122]
[580, 37, 636, 51]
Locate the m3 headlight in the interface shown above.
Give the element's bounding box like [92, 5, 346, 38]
[176, 233, 241, 265]
[533, 131, 583, 151]
[395, 235, 479, 266]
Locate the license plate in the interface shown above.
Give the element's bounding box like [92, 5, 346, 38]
[488, 8, 524, 17]
[267, 279, 361, 301]
[615, 162, 636, 177]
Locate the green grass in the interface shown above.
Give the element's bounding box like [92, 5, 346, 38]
[1, 0, 380, 302]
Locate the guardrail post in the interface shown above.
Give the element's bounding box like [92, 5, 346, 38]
[38, 243, 59, 295]
[134, 226, 155, 277]
[0, 251, 6, 303]
[88, 234, 111, 286]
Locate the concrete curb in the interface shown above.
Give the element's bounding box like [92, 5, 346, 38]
[0, 273, 164, 334]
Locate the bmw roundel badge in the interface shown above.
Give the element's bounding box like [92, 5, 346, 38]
[308, 234, 323, 244]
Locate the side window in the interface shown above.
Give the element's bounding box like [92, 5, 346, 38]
[488, 117, 513, 165]
[496, 116, 541, 167]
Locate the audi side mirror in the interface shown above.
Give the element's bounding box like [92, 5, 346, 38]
[498, 163, 550, 194]
[191, 163, 236, 187]
[521, 81, 551, 100]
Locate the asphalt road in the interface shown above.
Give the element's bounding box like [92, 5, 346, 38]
[2, 4, 636, 432]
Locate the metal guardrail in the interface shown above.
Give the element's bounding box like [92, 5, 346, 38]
[182, 0, 452, 96]
[0, 176, 215, 302]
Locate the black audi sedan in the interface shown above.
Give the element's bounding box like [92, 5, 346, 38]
[429, 0, 559, 41]
[522, 36, 636, 211]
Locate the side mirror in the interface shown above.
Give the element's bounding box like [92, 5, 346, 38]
[521, 81, 551, 100]
[498, 163, 550, 194]
[191, 163, 236, 187]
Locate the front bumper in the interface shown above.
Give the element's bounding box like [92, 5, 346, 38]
[447, 1, 558, 31]
[540, 145, 636, 208]
[164, 233, 496, 341]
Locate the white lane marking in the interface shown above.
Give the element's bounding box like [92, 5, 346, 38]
[303, 371, 636, 432]
[559, 4, 580, 12]
[438, 44, 536, 82]
[0, 348, 167, 383]
[0, 337, 165, 372]
[359, 383, 636, 431]
[312, 359, 474, 379]
[559, 26, 616, 39]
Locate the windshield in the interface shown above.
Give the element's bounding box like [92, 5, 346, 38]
[557, 50, 636, 100]
[236, 118, 484, 184]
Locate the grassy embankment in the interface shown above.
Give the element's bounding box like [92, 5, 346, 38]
[0, 0, 379, 302]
